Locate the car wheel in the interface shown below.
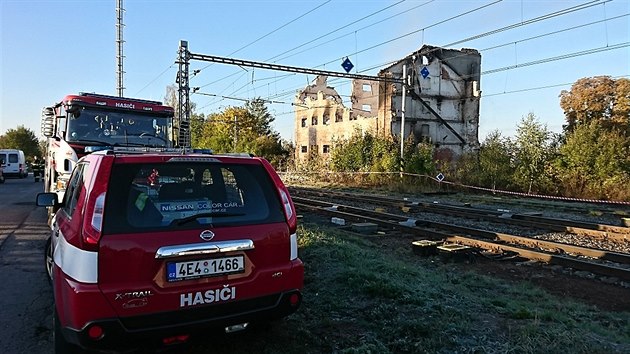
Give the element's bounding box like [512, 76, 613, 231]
[45, 237, 54, 283]
[54, 309, 82, 354]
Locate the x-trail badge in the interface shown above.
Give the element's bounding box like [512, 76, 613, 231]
[200, 230, 215, 241]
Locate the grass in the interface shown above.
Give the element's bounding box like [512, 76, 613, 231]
[189, 223, 630, 354]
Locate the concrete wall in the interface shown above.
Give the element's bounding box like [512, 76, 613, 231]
[381, 45, 481, 159]
[294, 45, 481, 164]
[294, 77, 382, 163]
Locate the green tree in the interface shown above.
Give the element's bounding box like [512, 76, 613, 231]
[554, 121, 630, 200]
[189, 113, 205, 148]
[478, 130, 513, 190]
[513, 113, 553, 194]
[0, 126, 41, 159]
[559, 76, 630, 134]
[403, 138, 435, 175]
[196, 103, 288, 166]
[330, 129, 375, 172]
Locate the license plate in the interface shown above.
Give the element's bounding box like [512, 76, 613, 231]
[166, 256, 245, 282]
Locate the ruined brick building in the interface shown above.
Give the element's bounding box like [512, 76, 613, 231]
[294, 45, 481, 163]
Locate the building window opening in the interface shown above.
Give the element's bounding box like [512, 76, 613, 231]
[322, 145, 330, 154]
[362, 84, 372, 92]
[301, 117, 307, 127]
[301, 146, 307, 153]
[362, 104, 371, 113]
[312, 116, 318, 125]
[323, 114, 330, 125]
[335, 113, 342, 122]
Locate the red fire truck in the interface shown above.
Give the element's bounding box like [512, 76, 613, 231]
[41, 93, 175, 200]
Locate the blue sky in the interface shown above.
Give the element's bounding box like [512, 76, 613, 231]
[1, 0, 628, 143]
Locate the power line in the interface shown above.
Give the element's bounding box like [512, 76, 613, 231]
[269, 0, 412, 62]
[481, 42, 629, 76]
[235, 0, 615, 104]
[482, 75, 630, 97]
[213, 0, 503, 102]
[196, 0, 426, 93]
[274, 0, 436, 63]
[195, 0, 333, 75]
[133, 63, 176, 96]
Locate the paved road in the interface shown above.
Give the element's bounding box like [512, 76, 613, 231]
[0, 176, 52, 353]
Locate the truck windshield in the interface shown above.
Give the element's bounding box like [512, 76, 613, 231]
[65, 107, 172, 147]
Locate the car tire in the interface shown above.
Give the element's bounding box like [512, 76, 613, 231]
[54, 309, 82, 354]
[45, 237, 53, 284]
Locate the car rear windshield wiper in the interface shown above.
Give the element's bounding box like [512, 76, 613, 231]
[174, 212, 246, 226]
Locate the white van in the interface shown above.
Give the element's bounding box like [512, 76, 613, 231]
[0, 149, 27, 178]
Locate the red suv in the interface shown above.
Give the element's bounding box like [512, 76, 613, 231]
[37, 148, 303, 353]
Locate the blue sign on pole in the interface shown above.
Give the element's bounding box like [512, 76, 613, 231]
[421, 67, 430, 78]
[341, 58, 354, 73]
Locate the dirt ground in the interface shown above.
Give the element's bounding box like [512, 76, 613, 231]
[469, 258, 630, 312]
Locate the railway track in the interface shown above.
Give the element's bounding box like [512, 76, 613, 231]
[291, 188, 630, 242]
[454, 193, 630, 218]
[292, 194, 630, 282]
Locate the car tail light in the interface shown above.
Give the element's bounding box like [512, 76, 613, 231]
[87, 325, 104, 340]
[82, 192, 105, 251]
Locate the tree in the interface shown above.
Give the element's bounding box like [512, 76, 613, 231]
[196, 102, 288, 167]
[478, 130, 513, 190]
[559, 76, 630, 134]
[0, 126, 41, 159]
[513, 113, 553, 194]
[554, 121, 630, 200]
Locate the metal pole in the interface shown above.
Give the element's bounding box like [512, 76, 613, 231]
[176, 40, 191, 148]
[115, 0, 125, 97]
[400, 64, 407, 171]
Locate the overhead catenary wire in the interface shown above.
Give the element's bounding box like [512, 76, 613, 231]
[196, 0, 427, 92]
[191, 0, 622, 124]
[195, 0, 333, 75]
[201, 0, 504, 105]
[222, 0, 618, 106]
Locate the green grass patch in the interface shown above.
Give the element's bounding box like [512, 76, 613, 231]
[189, 223, 630, 353]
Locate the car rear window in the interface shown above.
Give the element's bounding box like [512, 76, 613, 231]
[103, 160, 285, 233]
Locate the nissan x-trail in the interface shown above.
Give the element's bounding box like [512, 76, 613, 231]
[37, 148, 303, 353]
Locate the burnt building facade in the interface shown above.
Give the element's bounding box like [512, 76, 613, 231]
[294, 45, 481, 163]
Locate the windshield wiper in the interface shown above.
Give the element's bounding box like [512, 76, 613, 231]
[173, 212, 246, 226]
[114, 142, 166, 147]
[74, 139, 111, 145]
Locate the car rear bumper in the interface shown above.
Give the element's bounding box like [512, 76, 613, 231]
[62, 289, 302, 351]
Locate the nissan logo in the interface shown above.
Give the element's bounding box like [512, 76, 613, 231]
[200, 230, 215, 241]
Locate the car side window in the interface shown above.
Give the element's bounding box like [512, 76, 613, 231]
[62, 163, 88, 217]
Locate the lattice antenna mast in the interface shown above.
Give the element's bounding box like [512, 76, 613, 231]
[176, 40, 191, 148]
[116, 0, 125, 97]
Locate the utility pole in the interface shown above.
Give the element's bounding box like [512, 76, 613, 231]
[400, 64, 407, 175]
[115, 0, 125, 97]
[176, 40, 191, 147]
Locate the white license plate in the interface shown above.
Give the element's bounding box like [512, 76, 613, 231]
[166, 256, 245, 282]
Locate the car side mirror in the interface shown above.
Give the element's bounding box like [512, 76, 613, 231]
[36, 193, 59, 207]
